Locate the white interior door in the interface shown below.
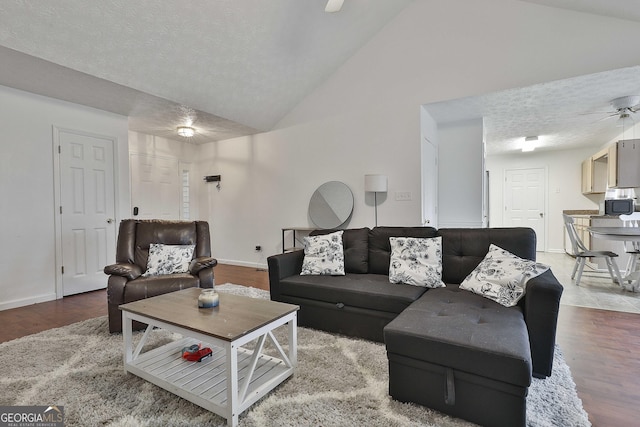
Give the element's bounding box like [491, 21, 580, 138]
[504, 168, 546, 251]
[58, 129, 116, 296]
[130, 154, 180, 219]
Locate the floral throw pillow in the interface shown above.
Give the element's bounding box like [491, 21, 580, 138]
[389, 237, 445, 288]
[460, 244, 549, 307]
[301, 230, 345, 275]
[143, 243, 195, 277]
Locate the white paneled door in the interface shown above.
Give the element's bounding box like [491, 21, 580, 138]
[58, 129, 116, 296]
[504, 168, 546, 251]
[130, 154, 180, 219]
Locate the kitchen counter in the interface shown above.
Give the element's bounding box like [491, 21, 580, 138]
[562, 209, 598, 216]
[562, 210, 623, 219]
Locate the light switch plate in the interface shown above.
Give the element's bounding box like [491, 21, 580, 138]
[395, 191, 412, 201]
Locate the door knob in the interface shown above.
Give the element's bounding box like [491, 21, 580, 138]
[539, 213, 544, 218]
[107, 218, 114, 224]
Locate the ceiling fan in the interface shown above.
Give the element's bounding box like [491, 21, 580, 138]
[325, 0, 344, 13]
[599, 95, 640, 121]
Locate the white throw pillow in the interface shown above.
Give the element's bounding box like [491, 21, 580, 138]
[389, 236, 445, 288]
[143, 243, 195, 277]
[460, 244, 549, 307]
[301, 231, 345, 275]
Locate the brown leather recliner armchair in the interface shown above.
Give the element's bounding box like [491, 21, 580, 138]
[104, 219, 217, 333]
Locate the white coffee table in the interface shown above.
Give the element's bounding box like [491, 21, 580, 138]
[119, 287, 299, 426]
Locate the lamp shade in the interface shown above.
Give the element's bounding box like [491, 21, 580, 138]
[364, 174, 388, 192]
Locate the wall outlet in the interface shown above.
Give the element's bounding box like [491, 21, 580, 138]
[255, 245, 262, 252]
[395, 191, 412, 201]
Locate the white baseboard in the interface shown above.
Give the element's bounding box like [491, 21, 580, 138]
[545, 248, 566, 254]
[0, 292, 57, 311]
[217, 258, 268, 271]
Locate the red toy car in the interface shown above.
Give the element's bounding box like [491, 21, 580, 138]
[183, 346, 213, 362]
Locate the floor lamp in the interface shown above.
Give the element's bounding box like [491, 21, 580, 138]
[365, 174, 388, 226]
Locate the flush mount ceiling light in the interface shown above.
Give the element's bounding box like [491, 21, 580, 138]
[522, 136, 538, 152]
[177, 126, 195, 138]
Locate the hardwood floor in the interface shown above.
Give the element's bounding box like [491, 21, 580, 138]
[555, 305, 640, 426]
[0, 263, 638, 425]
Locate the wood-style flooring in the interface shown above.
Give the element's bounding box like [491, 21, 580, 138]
[0, 263, 637, 425]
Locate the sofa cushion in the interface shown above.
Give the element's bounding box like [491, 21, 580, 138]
[310, 228, 369, 273]
[369, 227, 438, 275]
[389, 237, 445, 288]
[460, 244, 549, 307]
[384, 286, 532, 387]
[438, 228, 537, 285]
[279, 274, 427, 314]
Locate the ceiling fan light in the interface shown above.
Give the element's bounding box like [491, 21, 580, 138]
[177, 126, 195, 138]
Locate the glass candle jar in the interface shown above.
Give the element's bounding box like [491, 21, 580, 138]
[198, 288, 219, 308]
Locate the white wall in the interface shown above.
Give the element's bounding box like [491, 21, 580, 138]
[486, 146, 600, 252]
[437, 119, 484, 228]
[0, 85, 129, 310]
[200, 0, 640, 266]
[198, 105, 424, 267]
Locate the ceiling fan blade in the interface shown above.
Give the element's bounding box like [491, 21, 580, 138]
[579, 111, 613, 116]
[325, 0, 344, 13]
[596, 113, 619, 122]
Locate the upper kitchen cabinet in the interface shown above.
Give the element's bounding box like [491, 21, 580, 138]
[608, 139, 640, 188]
[581, 148, 608, 194]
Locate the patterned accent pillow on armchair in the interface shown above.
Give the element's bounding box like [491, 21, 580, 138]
[142, 243, 195, 276]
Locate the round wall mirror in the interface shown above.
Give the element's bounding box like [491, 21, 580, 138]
[308, 181, 354, 229]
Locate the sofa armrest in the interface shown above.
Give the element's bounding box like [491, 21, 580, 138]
[104, 263, 142, 280]
[523, 269, 564, 378]
[190, 256, 218, 275]
[267, 251, 305, 301]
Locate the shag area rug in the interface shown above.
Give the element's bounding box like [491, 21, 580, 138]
[0, 284, 590, 427]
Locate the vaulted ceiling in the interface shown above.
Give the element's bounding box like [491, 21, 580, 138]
[1, 0, 640, 149]
[0, 0, 412, 143]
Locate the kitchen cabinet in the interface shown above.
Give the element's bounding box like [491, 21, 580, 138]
[581, 159, 593, 194]
[581, 149, 608, 194]
[608, 139, 640, 188]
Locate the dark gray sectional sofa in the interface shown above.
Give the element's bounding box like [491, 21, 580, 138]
[267, 226, 564, 427]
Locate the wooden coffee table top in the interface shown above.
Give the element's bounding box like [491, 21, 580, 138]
[119, 287, 299, 342]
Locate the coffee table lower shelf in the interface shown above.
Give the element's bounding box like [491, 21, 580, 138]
[122, 309, 297, 427]
[127, 337, 292, 412]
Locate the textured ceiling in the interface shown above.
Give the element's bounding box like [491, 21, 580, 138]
[520, 0, 640, 23]
[0, 0, 639, 148]
[425, 66, 640, 155]
[0, 0, 412, 142]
